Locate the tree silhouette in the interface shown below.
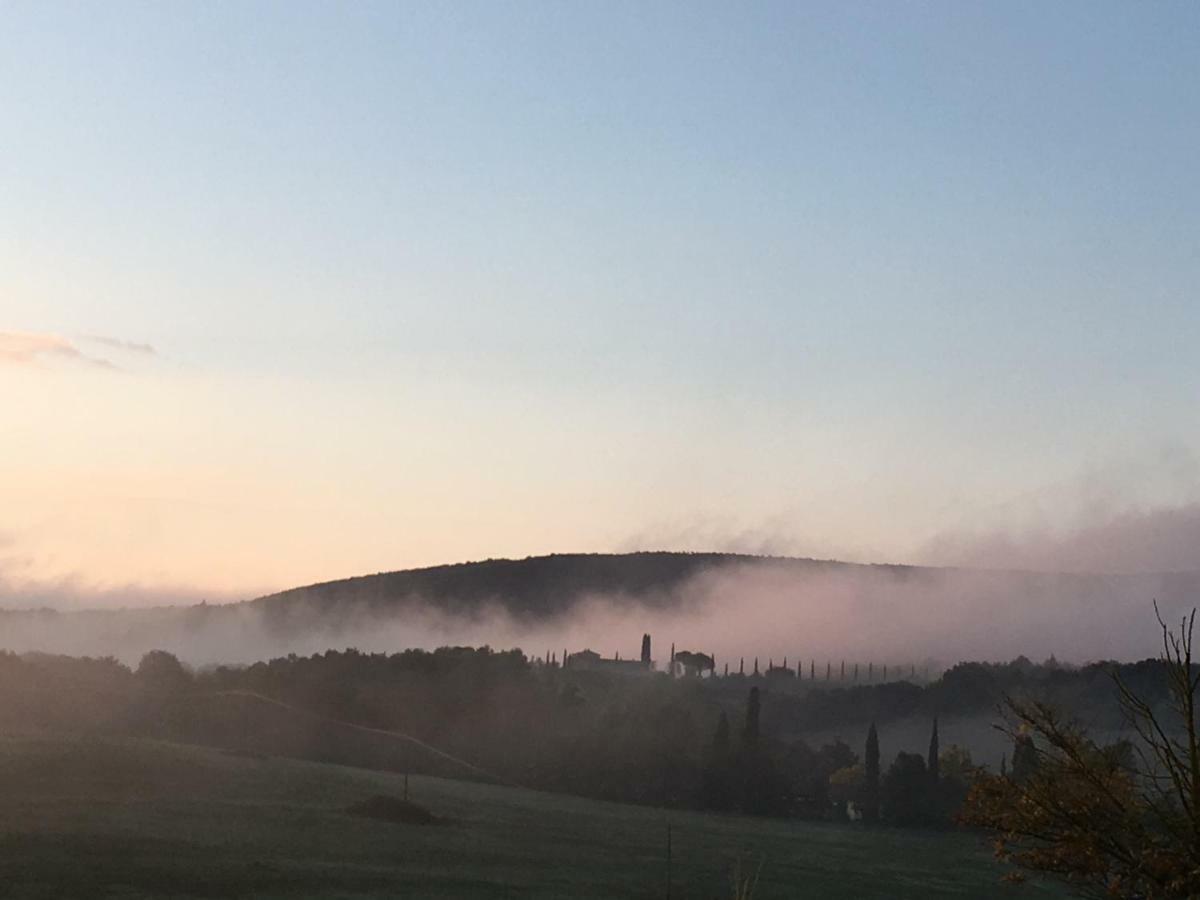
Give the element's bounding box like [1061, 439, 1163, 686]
[863, 722, 880, 823]
[882, 752, 933, 826]
[674, 650, 713, 677]
[963, 606, 1200, 896]
[743, 687, 761, 744]
[713, 710, 730, 752]
[702, 710, 735, 811]
[1011, 732, 1038, 783]
[135, 650, 191, 693]
[928, 716, 940, 785]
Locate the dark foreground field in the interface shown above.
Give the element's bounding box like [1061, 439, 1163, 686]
[0, 735, 1064, 899]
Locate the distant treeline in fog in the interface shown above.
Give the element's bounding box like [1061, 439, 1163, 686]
[0, 644, 1169, 827]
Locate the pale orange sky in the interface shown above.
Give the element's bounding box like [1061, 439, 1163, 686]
[4, 346, 1197, 607]
[2, 353, 978, 600]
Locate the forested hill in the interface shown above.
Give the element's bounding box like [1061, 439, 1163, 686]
[247, 552, 890, 620]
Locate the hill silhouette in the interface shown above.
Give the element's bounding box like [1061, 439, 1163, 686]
[246, 551, 897, 621]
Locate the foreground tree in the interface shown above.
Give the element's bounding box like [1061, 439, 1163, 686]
[962, 605, 1200, 898]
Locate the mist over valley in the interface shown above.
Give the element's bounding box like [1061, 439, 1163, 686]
[3, 552, 1195, 669]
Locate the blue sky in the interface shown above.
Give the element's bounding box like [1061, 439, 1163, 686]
[2, 2, 1199, 596]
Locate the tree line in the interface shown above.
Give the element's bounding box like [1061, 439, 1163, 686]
[0, 643, 1060, 827]
[2, 635, 1194, 837]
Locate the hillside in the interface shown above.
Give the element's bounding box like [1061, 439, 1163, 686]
[247, 551, 875, 620]
[0, 734, 1066, 899]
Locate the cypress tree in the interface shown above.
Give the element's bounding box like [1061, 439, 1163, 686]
[1012, 732, 1038, 783]
[753, 657, 759, 676]
[841, 660, 845, 680]
[713, 710, 730, 752]
[670, 642, 676, 677]
[927, 717, 940, 785]
[868, 662, 873, 681]
[743, 687, 760, 743]
[739, 657, 744, 675]
[810, 659, 816, 680]
[641, 633, 651, 664]
[723, 662, 728, 677]
[864, 722, 880, 823]
[826, 661, 831, 680]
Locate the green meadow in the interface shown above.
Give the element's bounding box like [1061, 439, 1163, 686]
[0, 734, 1070, 899]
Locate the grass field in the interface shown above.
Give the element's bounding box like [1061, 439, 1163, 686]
[0, 734, 1067, 899]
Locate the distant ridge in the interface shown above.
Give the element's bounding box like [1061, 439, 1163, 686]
[247, 551, 907, 621]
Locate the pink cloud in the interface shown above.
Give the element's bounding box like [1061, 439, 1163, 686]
[0, 331, 117, 370]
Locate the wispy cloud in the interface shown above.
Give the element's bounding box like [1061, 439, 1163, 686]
[82, 334, 156, 355]
[0, 331, 118, 370]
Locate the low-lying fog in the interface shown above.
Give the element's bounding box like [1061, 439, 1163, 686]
[2, 559, 1196, 670]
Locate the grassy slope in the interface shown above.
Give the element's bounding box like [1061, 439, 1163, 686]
[0, 735, 1064, 900]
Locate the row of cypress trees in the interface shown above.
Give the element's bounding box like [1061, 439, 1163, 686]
[685, 655, 929, 682]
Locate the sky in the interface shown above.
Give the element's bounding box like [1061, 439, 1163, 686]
[2, 1, 1199, 604]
